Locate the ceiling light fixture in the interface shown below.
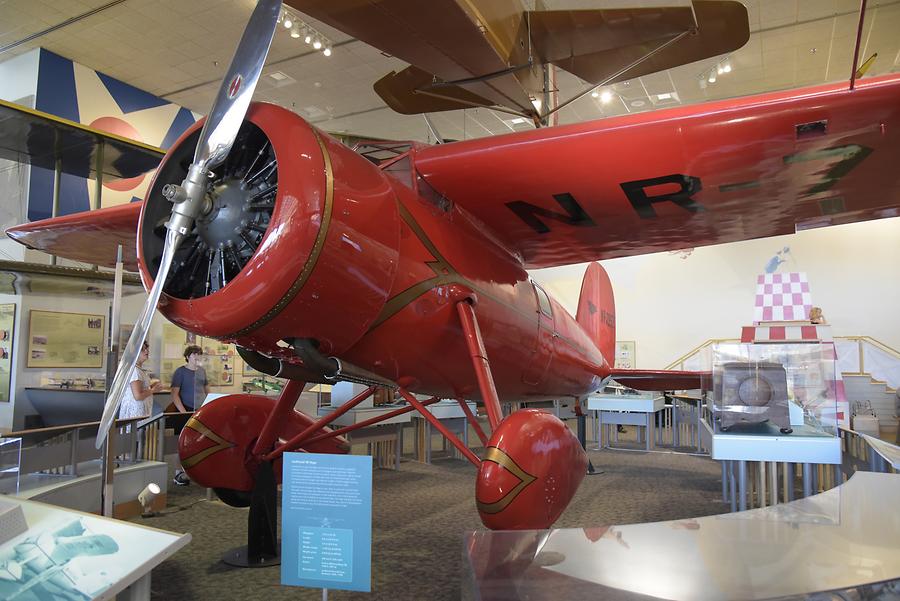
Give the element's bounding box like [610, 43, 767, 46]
[699, 56, 733, 87]
[600, 90, 613, 104]
[280, 8, 334, 57]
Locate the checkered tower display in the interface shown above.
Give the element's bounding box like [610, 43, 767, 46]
[753, 272, 812, 323]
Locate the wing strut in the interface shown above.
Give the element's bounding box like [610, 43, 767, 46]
[543, 28, 693, 122]
[457, 300, 503, 432]
[396, 387, 482, 467]
[849, 0, 868, 90]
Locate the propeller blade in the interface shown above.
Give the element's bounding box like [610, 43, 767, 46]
[95, 229, 182, 448]
[194, 0, 282, 171]
[94, 0, 283, 448]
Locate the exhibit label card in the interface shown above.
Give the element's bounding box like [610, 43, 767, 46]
[281, 453, 372, 592]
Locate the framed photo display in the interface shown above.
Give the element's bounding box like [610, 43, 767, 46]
[27, 310, 105, 368]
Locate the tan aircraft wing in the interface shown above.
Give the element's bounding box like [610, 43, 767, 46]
[286, 0, 539, 114]
[373, 66, 497, 115]
[288, 1, 749, 116]
[532, 1, 750, 85]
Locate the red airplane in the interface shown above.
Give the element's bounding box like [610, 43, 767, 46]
[7, 0, 900, 535]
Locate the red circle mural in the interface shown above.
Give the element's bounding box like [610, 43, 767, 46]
[89, 116, 146, 193]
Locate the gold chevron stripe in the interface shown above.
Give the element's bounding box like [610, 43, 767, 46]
[475, 446, 537, 515]
[180, 416, 236, 469]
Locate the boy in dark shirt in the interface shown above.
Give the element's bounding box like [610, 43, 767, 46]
[171, 344, 208, 412]
[171, 345, 209, 485]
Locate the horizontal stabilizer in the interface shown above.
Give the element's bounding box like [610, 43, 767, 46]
[533, 1, 750, 85]
[374, 66, 497, 115]
[610, 369, 711, 391]
[6, 203, 142, 270]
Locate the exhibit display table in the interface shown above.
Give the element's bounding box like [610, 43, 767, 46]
[0, 494, 189, 600]
[707, 421, 842, 511]
[586, 394, 665, 451]
[463, 471, 900, 600]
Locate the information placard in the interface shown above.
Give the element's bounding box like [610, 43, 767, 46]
[281, 453, 372, 592]
[27, 310, 105, 368]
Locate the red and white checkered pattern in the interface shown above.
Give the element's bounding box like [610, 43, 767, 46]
[753, 272, 812, 323]
[741, 324, 832, 343]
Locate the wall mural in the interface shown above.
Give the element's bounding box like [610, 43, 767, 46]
[28, 49, 200, 221]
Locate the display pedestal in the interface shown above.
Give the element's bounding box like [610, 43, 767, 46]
[222, 460, 280, 568]
[587, 394, 665, 451]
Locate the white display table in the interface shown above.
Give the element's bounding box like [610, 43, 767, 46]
[587, 394, 665, 451]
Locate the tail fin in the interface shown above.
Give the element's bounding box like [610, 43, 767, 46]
[576, 262, 616, 366]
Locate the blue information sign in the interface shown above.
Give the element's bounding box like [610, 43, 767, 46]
[281, 453, 373, 592]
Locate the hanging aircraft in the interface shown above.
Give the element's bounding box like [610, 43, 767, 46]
[286, 0, 751, 122]
[6, 0, 900, 537]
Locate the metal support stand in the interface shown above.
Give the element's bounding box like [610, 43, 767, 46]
[222, 460, 280, 567]
[802, 463, 812, 498]
[728, 461, 737, 513]
[769, 461, 778, 506]
[100, 245, 125, 517]
[737, 460, 747, 511]
[576, 413, 597, 475]
[785, 463, 795, 501]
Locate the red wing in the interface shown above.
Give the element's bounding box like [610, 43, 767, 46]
[414, 74, 900, 268]
[610, 369, 711, 391]
[6, 202, 142, 270]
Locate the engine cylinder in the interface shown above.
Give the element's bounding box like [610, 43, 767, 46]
[139, 103, 401, 356]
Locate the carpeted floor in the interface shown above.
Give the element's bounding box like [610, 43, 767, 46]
[137, 441, 728, 601]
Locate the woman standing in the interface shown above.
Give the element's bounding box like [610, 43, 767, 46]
[118, 341, 162, 420]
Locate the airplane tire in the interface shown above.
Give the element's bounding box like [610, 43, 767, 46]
[780, 428, 793, 434]
[214, 487, 252, 507]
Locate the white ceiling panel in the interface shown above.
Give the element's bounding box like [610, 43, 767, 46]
[0, 0, 898, 143]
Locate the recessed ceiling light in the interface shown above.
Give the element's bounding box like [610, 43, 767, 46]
[509, 117, 527, 124]
[268, 71, 288, 81]
[810, 47, 817, 53]
[600, 90, 613, 104]
[630, 99, 646, 107]
[657, 92, 672, 100]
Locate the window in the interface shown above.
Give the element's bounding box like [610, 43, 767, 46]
[534, 284, 552, 318]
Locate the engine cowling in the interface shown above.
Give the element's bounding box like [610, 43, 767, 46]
[139, 102, 400, 357]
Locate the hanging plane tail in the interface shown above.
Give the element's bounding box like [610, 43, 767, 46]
[576, 262, 616, 367]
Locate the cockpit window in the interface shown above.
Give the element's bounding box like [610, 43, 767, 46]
[534, 284, 552, 318]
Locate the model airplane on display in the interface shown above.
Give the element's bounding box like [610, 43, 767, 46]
[7, 0, 900, 535]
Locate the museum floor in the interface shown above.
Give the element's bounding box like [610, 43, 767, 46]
[136, 438, 727, 601]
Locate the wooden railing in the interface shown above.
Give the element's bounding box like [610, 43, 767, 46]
[0, 413, 192, 492]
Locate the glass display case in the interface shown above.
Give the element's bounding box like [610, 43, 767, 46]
[711, 343, 838, 437]
[0, 436, 21, 495]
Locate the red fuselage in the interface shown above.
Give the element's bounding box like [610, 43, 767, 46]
[142, 103, 608, 402]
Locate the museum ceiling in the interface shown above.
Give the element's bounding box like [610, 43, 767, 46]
[1, 0, 899, 143]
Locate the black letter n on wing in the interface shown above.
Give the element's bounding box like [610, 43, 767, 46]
[506, 193, 596, 234]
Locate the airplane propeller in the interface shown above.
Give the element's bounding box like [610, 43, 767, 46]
[95, 0, 283, 448]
